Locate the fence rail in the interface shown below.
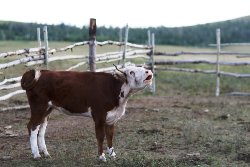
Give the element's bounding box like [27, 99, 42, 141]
[156, 67, 250, 78]
[154, 51, 250, 56]
[155, 60, 250, 66]
[0, 48, 43, 58]
[0, 55, 44, 69]
[209, 42, 250, 47]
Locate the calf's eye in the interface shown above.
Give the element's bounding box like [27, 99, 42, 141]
[130, 71, 135, 76]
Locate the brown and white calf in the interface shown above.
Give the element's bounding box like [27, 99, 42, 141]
[21, 66, 153, 161]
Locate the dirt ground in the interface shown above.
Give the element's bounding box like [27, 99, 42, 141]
[0, 95, 250, 167]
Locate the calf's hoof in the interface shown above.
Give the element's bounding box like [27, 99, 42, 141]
[33, 153, 41, 160]
[44, 153, 51, 158]
[107, 147, 116, 159]
[99, 153, 107, 162]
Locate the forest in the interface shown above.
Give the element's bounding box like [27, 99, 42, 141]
[0, 15, 250, 46]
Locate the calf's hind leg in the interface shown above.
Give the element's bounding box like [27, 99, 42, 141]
[38, 116, 50, 157]
[27, 105, 52, 159]
[38, 107, 52, 157]
[27, 116, 41, 159]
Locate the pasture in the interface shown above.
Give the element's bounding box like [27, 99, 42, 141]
[1, 41, 250, 167]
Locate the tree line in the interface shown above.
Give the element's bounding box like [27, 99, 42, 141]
[0, 16, 250, 46]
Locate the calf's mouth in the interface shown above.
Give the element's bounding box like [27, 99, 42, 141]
[144, 74, 153, 83]
[145, 75, 152, 81]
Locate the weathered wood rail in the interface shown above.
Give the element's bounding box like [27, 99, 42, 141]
[156, 67, 250, 78]
[155, 60, 250, 66]
[154, 51, 250, 56]
[0, 48, 44, 58]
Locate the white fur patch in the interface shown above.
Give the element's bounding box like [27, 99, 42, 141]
[106, 104, 126, 125]
[82, 107, 92, 118]
[35, 70, 41, 81]
[30, 125, 41, 158]
[48, 101, 52, 106]
[38, 117, 50, 157]
[107, 147, 116, 157]
[48, 101, 93, 117]
[99, 153, 106, 162]
[106, 84, 129, 125]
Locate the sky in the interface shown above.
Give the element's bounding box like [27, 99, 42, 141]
[0, 0, 250, 28]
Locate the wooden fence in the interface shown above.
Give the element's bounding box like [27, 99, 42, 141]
[0, 19, 156, 111]
[2, 22, 250, 111]
[154, 28, 250, 96]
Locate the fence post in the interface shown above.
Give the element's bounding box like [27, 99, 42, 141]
[215, 28, 221, 96]
[89, 18, 96, 72]
[122, 24, 129, 68]
[151, 33, 156, 93]
[147, 30, 151, 46]
[43, 26, 49, 69]
[37, 28, 41, 48]
[119, 28, 123, 52]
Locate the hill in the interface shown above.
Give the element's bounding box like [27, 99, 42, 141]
[0, 16, 250, 46]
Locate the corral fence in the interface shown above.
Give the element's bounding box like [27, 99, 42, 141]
[1, 21, 250, 111]
[154, 28, 250, 97]
[0, 18, 156, 111]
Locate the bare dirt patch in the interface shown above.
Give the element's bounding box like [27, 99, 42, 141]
[0, 95, 250, 166]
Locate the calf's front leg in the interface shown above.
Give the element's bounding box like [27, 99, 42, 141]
[105, 124, 116, 158]
[95, 120, 106, 162]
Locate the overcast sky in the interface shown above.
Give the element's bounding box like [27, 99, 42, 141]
[0, 0, 249, 28]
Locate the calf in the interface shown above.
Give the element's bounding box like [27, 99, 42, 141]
[21, 65, 153, 161]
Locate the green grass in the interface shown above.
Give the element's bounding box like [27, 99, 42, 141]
[155, 65, 250, 96]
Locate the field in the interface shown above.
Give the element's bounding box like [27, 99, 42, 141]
[1, 41, 250, 166]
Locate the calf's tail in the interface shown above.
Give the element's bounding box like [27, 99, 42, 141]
[21, 69, 41, 90]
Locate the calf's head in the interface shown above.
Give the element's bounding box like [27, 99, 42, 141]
[118, 66, 153, 90]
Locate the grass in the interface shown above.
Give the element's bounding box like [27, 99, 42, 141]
[1, 41, 250, 166]
[2, 95, 250, 167]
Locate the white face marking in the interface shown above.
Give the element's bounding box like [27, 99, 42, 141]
[35, 70, 41, 81]
[38, 117, 50, 156]
[30, 125, 41, 158]
[123, 66, 153, 90]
